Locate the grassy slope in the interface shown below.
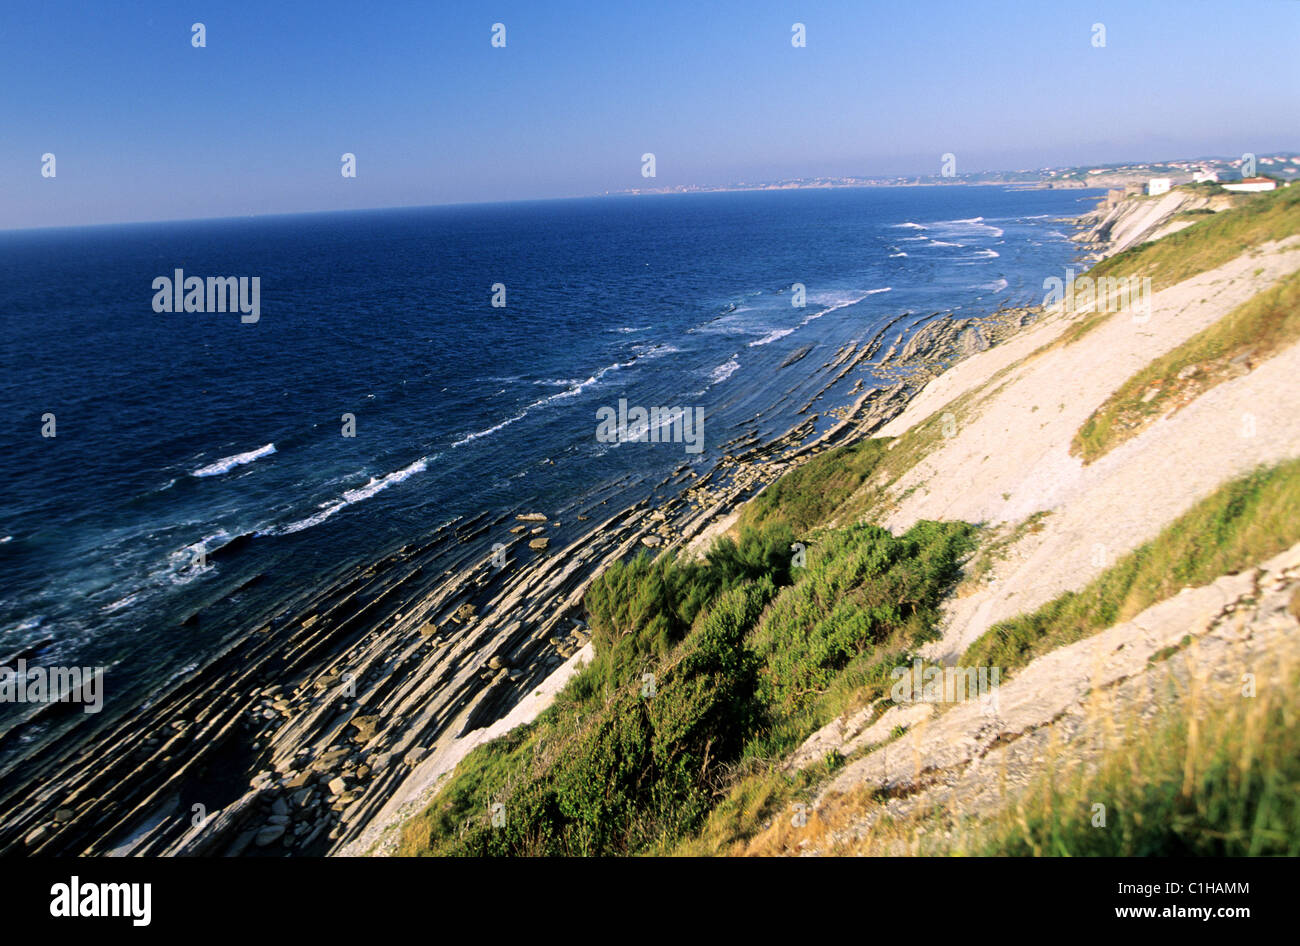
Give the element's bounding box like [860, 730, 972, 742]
[805, 656, 1300, 857]
[399, 454, 1300, 857]
[738, 438, 893, 535]
[1090, 182, 1300, 289]
[399, 518, 973, 856]
[971, 662, 1300, 856]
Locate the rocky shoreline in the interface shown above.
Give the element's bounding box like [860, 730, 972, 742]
[0, 224, 1094, 858]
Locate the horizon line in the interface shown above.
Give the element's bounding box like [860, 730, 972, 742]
[7, 147, 1295, 236]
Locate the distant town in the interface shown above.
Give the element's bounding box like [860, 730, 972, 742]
[612, 152, 1300, 197]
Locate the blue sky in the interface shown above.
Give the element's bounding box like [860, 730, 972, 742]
[3, 0, 1298, 229]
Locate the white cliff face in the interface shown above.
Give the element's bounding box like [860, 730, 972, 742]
[755, 206, 1300, 855]
[875, 234, 1300, 661]
[1074, 188, 1234, 257]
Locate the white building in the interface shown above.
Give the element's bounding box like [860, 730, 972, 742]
[1223, 177, 1277, 193]
[1192, 168, 1219, 183]
[1147, 178, 1172, 196]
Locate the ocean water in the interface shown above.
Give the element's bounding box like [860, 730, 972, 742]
[0, 185, 1098, 727]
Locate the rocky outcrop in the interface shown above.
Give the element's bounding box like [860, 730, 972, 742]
[1073, 186, 1236, 258]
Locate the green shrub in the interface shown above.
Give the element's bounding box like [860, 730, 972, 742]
[740, 438, 892, 534]
[751, 521, 973, 721]
[400, 515, 974, 857]
[581, 522, 795, 699]
[423, 579, 774, 856]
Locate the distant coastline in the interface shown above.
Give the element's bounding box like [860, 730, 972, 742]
[610, 151, 1300, 198]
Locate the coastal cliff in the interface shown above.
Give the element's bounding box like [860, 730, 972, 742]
[390, 183, 1300, 856]
[10, 184, 1294, 859]
[1073, 183, 1238, 257]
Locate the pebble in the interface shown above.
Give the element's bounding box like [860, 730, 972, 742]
[254, 824, 286, 847]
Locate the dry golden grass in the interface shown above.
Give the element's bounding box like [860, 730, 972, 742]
[737, 641, 1300, 857]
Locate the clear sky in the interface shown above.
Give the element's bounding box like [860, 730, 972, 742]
[3, 0, 1298, 229]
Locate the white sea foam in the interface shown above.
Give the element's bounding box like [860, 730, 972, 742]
[102, 593, 140, 614]
[453, 410, 529, 447]
[275, 457, 431, 535]
[631, 343, 681, 359]
[819, 287, 891, 303]
[749, 328, 795, 347]
[934, 216, 1005, 238]
[797, 288, 891, 327]
[892, 222, 927, 229]
[744, 287, 892, 347]
[544, 359, 634, 402]
[339, 459, 428, 503]
[192, 443, 276, 477]
[709, 356, 740, 383]
[165, 533, 224, 584]
[456, 359, 635, 447]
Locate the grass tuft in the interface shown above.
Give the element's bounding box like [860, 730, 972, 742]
[970, 660, 1300, 856]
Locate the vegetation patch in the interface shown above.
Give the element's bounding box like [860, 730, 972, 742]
[969, 662, 1300, 856]
[738, 438, 892, 535]
[1055, 186, 1300, 345]
[399, 513, 974, 856]
[802, 659, 1300, 857]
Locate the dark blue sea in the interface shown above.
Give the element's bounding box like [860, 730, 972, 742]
[0, 185, 1098, 730]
